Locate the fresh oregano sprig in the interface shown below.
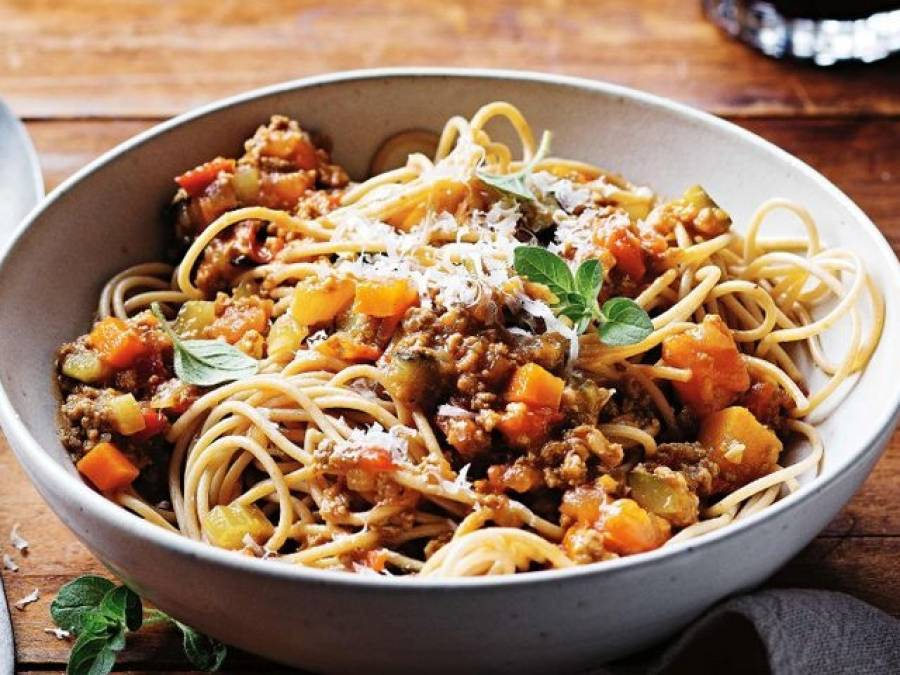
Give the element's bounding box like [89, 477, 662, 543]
[513, 245, 653, 346]
[476, 131, 552, 202]
[51, 575, 227, 674]
[151, 302, 258, 387]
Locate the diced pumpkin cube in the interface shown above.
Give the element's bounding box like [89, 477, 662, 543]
[61, 348, 110, 383]
[699, 406, 783, 493]
[496, 402, 562, 449]
[353, 278, 419, 318]
[315, 333, 381, 363]
[89, 317, 147, 368]
[291, 276, 356, 327]
[505, 363, 565, 409]
[662, 314, 750, 417]
[107, 393, 147, 436]
[173, 300, 216, 338]
[600, 498, 671, 555]
[627, 467, 698, 527]
[76, 442, 140, 492]
[203, 503, 274, 550]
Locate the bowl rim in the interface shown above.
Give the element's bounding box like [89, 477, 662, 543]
[1, 67, 898, 590]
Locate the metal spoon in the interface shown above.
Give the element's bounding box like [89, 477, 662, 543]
[0, 98, 44, 674]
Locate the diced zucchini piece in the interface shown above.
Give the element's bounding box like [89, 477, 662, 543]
[627, 467, 698, 527]
[61, 349, 109, 383]
[173, 300, 216, 338]
[233, 164, 260, 202]
[108, 393, 146, 436]
[203, 502, 274, 550]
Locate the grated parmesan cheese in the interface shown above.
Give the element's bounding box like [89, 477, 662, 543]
[14, 587, 39, 611]
[2, 554, 18, 572]
[44, 627, 71, 640]
[437, 404, 474, 419]
[339, 422, 415, 465]
[10, 523, 28, 554]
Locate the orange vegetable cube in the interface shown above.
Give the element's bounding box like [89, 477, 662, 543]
[662, 314, 750, 417]
[505, 363, 565, 409]
[291, 276, 356, 326]
[315, 333, 382, 363]
[175, 157, 235, 197]
[699, 406, 783, 493]
[353, 278, 419, 318]
[89, 317, 147, 368]
[600, 498, 671, 555]
[76, 442, 140, 492]
[496, 403, 562, 448]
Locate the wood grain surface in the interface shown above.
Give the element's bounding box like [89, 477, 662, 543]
[1, 0, 899, 672]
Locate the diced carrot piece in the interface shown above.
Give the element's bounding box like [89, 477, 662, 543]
[432, 182, 468, 213]
[600, 498, 671, 555]
[505, 363, 565, 409]
[365, 548, 389, 573]
[315, 333, 382, 363]
[699, 406, 783, 492]
[89, 317, 147, 368]
[662, 314, 750, 417]
[291, 277, 356, 326]
[175, 157, 236, 197]
[76, 442, 140, 492]
[496, 403, 562, 448]
[353, 278, 419, 318]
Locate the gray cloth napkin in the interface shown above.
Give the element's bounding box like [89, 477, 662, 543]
[597, 589, 900, 675]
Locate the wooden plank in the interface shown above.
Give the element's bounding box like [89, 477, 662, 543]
[2, 0, 900, 119]
[25, 117, 900, 256]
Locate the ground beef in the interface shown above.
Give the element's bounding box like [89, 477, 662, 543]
[58, 387, 115, 456]
[649, 442, 719, 497]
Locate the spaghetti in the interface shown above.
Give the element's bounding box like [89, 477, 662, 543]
[56, 103, 883, 577]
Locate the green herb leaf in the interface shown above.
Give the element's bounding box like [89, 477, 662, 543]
[151, 303, 258, 387]
[574, 259, 603, 309]
[98, 586, 143, 632]
[66, 615, 124, 675]
[476, 131, 552, 202]
[598, 298, 653, 346]
[513, 246, 575, 298]
[175, 620, 228, 672]
[174, 339, 259, 387]
[51, 575, 115, 633]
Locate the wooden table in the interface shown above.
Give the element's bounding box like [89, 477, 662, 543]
[1, 1, 898, 672]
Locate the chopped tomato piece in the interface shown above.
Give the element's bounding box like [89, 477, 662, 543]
[505, 363, 565, 409]
[76, 442, 140, 492]
[662, 314, 750, 417]
[132, 409, 168, 442]
[175, 157, 236, 197]
[88, 317, 147, 369]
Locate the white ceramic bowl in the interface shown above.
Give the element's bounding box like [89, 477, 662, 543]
[1, 69, 898, 674]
